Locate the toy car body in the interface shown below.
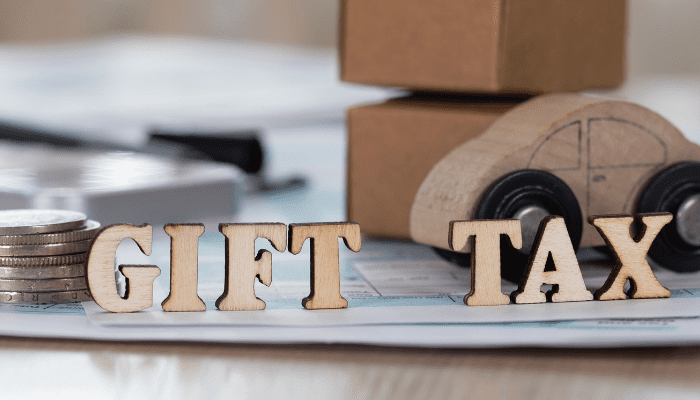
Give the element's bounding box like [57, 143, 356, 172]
[410, 93, 700, 273]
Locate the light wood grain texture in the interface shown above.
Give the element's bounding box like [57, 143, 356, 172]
[87, 224, 161, 313]
[589, 213, 673, 300]
[288, 223, 361, 310]
[2, 336, 700, 399]
[410, 93, 700, 253]
[0, 332, 700, 400]
[216, 223, 287, 311]
[2, 337, 700, 400]
[449, 219, 521, 306]
[161, 224, 206, 312]
[511, 216, 593, 304]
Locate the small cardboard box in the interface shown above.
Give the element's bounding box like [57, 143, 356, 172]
[340, 0, 625, 94]
[347, 96, 521, 239]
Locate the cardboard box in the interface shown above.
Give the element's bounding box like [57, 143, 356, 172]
[340, 0, 625, 94]
[347, 96, 521, 239]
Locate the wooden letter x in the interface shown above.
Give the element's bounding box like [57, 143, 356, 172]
[216, 223, 287, 311]
[449, 219, 521, 306]
[288, 223, 361, 310]
[589, 213, 672, 300]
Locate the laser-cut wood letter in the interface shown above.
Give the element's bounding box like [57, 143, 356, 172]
[216, 223, 287, 311]
[87, 224, 161, 313]
[288, 222, 361, 310]
[161, 224, 206, 312]
[449, 219, 521, 306]
[511, 216, 593, 304]
[589, 213, 672, 300]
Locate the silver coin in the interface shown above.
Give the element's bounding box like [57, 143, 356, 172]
[0, 239, 91, 256]
[0, 209, 87, 235]
[0, 289, 92, 304]
[0, 220, 101, 246]
[0, 253, 87, 266]
[0, 277, 87, 292]
[0, 263, 86, 279]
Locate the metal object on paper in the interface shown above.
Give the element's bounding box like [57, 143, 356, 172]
[0, 210, 94, 303]
[0, 290, 92, 304]
[0, 209, 86, 235]
[0, 145, 242, 225]
[0, 277, 87, 292]
[0, 264, 86, 279]
[512, 205, 550, 255]
[0, 239, 91, 257]
[676, 193, 700, 247]
[0, 220, 100, 245]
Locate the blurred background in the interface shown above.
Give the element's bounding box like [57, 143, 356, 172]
[0, 0, 697, 227]
[0, 0, 338, 47]
[0, 0, 698, 74]
[0, 0, 392, 227]
[0, 2, 699, 398]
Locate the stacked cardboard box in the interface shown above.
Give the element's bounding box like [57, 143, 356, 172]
[342, 0, 626, 239]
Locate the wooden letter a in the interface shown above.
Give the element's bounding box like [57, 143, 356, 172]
[511, 216, 593, 304]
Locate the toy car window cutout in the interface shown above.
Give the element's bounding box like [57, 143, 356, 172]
[588, 118, 667, 168]
[528, 121, 581, 171]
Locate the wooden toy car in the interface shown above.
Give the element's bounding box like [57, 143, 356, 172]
[410, 93, 700, 279]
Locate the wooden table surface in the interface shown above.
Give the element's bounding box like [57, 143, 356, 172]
[2, 336, 699, 399]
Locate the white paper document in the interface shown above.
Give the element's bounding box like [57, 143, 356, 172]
[4, 297, 700, 349]
[0, 236, 682, 348]
[1, 182, 699, 348]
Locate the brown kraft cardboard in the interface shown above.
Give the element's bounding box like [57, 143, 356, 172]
[340, 0, 625, 94]
[347, 96, 521, 239]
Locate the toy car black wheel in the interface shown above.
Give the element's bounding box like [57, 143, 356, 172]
[637, 162, 700, 273]
[432, 170, 583, 282]
[432, 246, 471, 266]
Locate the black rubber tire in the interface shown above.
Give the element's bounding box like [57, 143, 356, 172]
[432, 246, 471, 266]
[432, 170, 583, 283]
[637, 162, 700, 273]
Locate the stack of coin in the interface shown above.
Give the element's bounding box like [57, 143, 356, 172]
[0, 210, 99, 304]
